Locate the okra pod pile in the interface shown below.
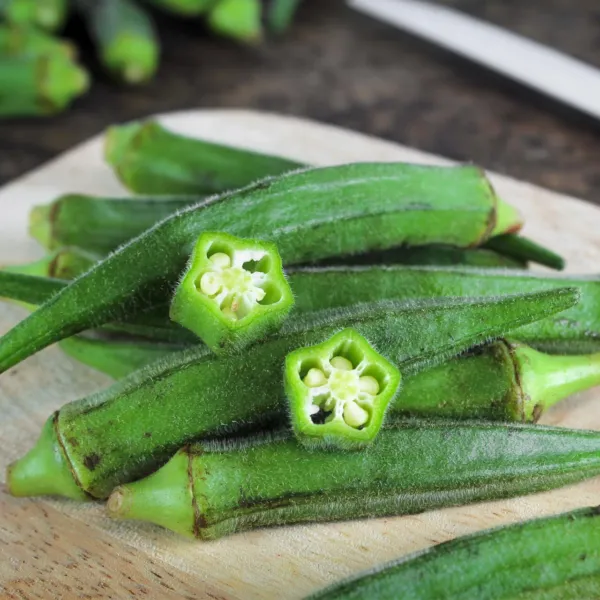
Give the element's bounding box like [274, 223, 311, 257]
[5, 123, 600, 600]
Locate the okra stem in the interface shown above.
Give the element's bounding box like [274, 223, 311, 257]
[308, 506, 600, 600]
[106, 424, 600, 539]
[485, 233, 565, 271]
[2, 247, 100, 279]
[7, 289, 573, 499]
[0, 163, 522, 373]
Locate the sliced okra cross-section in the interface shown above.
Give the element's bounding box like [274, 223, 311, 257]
[285, 328, 402, 450]
[170, 232, 294, 354]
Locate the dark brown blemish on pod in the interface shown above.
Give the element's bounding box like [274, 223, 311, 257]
[532, 404, 543, 423]
[53, 412, 91, 497]
[83, 453, 101, 471]
[187, 448, 204, 539]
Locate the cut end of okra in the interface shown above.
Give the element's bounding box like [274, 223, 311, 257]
[104, 121, 144, 168]
[28, 203, 53, 249]
[490, 196, 524, 237]
[40, 55, 90, 113]
[6, 415, 87, 501]
[207, 0, 263, 44]
[285, 328, 402, 450]
[105, 33, 159, 85]
[107, 449, 195, 538]
[170, 232, 294, 355]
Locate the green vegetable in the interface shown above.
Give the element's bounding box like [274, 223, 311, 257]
[74, 0, 159, 84]
[207, 0, 262, 43]
[142, 0, 214, 17]
[171, 232, 294, 354]
[105, 119, 303, 195]
[308, 506, 600, 600]
[0, 54, 89, 117]
[285, 328, 401, 449]
[268, 0, 302, 34]
[29, 194, 194, 254]
[106, 424, 600, 540]
[485, 233, 565, 271]
[0, 0, 68, 31]
[2, 271, 596, 423]
[0, 162, 523, 373]
[6, 287, 570, 499]
[0, 24, 75, 58]
[2, 247, 99, 279]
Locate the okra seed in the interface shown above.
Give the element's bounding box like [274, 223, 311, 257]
[209, 252, 231, 268]
[359, 375, 380, 396]
[343, 401, 369, 428]
[303, 368, 328, 388]
[199, 273, 222, 296]
[330, 356, 353, 371]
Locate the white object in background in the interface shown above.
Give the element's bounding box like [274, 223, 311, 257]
[348, 0, 600, 120]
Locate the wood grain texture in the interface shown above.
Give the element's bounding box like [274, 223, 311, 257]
[1, 110, 600, 599]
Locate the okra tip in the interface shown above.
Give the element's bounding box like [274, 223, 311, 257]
[106, 33, 159, 85]
[491, 196, 524, 237]
[106, 450, 195, 538]
[6, 415, 87, 501]
[28, 204, 53, 249]
[43, 56, 90, 112]
[104, 120, 145, 168]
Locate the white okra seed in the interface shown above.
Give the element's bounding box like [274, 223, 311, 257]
[330, 356, 353, 371]
[359, 375, 380, 395]
[210, 252, 231, 268]
[343, 401, 369, 427]
[303, 368, 327, 388]
[200, 272, 222, 296]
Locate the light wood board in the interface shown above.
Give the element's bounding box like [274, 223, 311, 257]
[1, 110, 600, 600]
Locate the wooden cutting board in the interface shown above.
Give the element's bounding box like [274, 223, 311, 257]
[2, 110, 600, 600]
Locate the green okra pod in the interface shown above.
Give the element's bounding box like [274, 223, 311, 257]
[2, 247, 100, 279]
[0, 24, 75, 59]
[0, 54, 89, 117]
[0, 0, 68, 31]
[207, 0, 263, 43]
[0, 162, 523, 373]
[285, 328, 402, 449]
[6, 287, 573, 499]
[171, 232, 294, 354]
[106, 424, 600, 540]
[268, 0, 302, 34]
[105, 119, 303, 195]
[485, 233, 565, 271]
[141, 0, 214, 17]
[74, 0, 159, 85]
[29, 194, 195, 254]
[308, 506, 600, 600]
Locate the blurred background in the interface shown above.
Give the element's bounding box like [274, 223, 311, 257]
[2, 0, 600, 202]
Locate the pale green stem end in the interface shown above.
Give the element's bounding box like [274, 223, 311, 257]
[491, 197, 524, 237]
[28, 204, 53, 249]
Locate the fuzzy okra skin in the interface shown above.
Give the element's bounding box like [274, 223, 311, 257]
[105, 119, 303, 195]
[308, 507, 600, 600]
[286, 328, 402, 449]
[0, 163, 522, 374]
[0, 54, 89, 117]
[6, 288, 574, 500]
[29, 195, 195, 253]
[171, 232, 294, 354]
[74, 0, 159, 84]
[107, 425, 600, 540]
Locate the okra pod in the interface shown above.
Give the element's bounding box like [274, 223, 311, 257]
[29, 194, 195, 254]
[0, 0, 68, 31]
[286, 328, 402, 449]
[485, 233, 565, 271]
[106, 423, 600, 540]
[0, 54, 89, 117]
[207, 0, 262, 43]
[171, 232, 294, 353]
[0, 24, 75, 59]
[2, 247, 100, 279]
[0, 163, 523, 373]
[141, 0, 214, 17]
[74, 0, 159, 84]
[7, 288, 572, 499]
[268, 0, 302, 34]
[308, 506, 600, 600]
[2, 271, 596, 423]
[105, 119, 303, 195]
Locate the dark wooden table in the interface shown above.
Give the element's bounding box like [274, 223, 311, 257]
[2, 0, 600, 202]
